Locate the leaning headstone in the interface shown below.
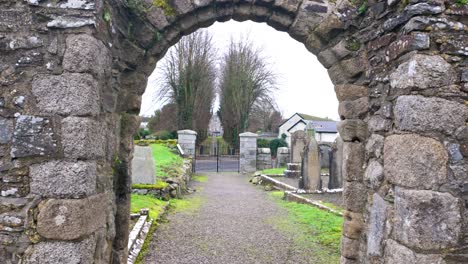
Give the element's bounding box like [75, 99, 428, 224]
[328, 136, 343, 189]
[300, 127, 321, 190]
[131, 146, 156, 184]
[290, 130, 307, 164]
[277, 147, 290, 167]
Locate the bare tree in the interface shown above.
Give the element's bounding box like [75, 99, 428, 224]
[218, 37, 277, 146]
[248, 98, 283, 133]
[154, 30, 217, 142]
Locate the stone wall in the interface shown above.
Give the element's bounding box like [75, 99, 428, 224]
[276, 147, 290, 167]
[177, 130, 197, 157]
[256, 148, 272, 170]
[0, 0, 466, 263]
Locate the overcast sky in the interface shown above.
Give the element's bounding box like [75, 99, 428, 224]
[140, 20, 339, 121]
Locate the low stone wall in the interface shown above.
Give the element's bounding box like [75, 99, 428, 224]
[132, 159, 192, 200]
[277, 147, 290, 167]
[257, 148, 272, 170]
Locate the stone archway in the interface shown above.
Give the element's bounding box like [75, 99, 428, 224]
[0, 0, 466, 263]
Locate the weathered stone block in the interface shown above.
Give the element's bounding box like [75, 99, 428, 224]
[384, 240, 444, 264]
[11, 115, 56, 158]
[389, 54, 455, 90]
[341, 236, 359, 259]
[0, 118, 13, 144]
[63, 34, 111, 79]
[394, 188, 462, 250]
[384, 134, 448, 189]
[342, 211, 363, 239]
[342, 142, 364, 182]
[37, 194, 109, 240]
[32, 73, 100, 116]
[368, 115, 391, 133]
[386, 33, 430, 61]
[337, 120, 368, 142]
[394, 95, 467, 135]
[334, 84, 368, 102]
[367, 194, 387, 257]
[61, 117, 105, 159]
[30, 161, 96, 198]
[365, 134, 384, 159]
[338, 97, 368, 119]
[364, 159, 383, 190]
[288, 0, 330, 41]
[24, 236, 96, 264]
[343, 181, 366, 212]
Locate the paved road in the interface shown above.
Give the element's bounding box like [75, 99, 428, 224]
[142, 172, 321, 264]
[131, 146, 156, 184]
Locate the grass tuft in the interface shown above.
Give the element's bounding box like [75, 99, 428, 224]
[192, 175, 208, 182]
[262, 167, 286, 175]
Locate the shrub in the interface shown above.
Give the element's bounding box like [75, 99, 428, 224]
[270, 138, 288, 158]
[257, 138, 271, 148]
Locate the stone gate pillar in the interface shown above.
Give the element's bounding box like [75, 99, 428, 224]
[177, 130, 197, 157]
[239, 132, 258, 173]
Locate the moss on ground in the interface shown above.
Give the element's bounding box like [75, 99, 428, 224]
[131, 194, 167, 220]
[132, 181, 169, 190]
[266, 191, 343, 263]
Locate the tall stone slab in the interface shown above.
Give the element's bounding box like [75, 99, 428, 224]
[277, 147, 290, 167]
[329, 137, 343, 189]
[131, 146, 156, 184]
[291, 130, 307, 164]
[239, 132, 258, 173]
[177, 130, 197, 157]
[300, 129, 321, 190]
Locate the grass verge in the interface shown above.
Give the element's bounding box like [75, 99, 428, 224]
[192, 175, 208, 182]
[266, 191, 343, 263]
[132, 181, 169, 190]
[262, 167, 286, 175]
[150, 144, 183, 178]
[169, 196, 205, 215]
[131, 194, 167, 220]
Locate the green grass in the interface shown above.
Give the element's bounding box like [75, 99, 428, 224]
[192, 175, 208, 182]
[266, 191, 343, 263]
[150, 144, 183, 178]
[131, 194, 167, 220]
[132, 181, 169, 190]
[262, 167, 286, 175]
[169, 196, 205, 215]
[317, 201, 344, 214]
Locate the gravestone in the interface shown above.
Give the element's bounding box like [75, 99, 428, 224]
[300, 128, 321, 190]
[131, 146, 156, 184]
[277, 147, 290, 167]
[319, 144, 332, 169]
[290, 130, 307, 164]
[328, 137, 343, 189]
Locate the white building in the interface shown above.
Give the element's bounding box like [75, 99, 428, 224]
[208, 114, 223, 136]
[278, 113, 338, 145]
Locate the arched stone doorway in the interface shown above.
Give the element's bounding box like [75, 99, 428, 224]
[0, 0, 466, 263]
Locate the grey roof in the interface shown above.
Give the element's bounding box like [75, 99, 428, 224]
[305, 120, 337, 133]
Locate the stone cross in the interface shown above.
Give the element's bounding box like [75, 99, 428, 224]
[299, 127, 321, 190]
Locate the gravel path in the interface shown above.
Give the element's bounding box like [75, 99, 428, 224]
[142, 172, 320, 264]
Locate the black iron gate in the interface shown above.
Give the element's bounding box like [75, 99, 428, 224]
[194, 139, 239, 172]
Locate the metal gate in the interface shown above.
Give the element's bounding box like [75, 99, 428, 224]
[194, 139, 239, 172]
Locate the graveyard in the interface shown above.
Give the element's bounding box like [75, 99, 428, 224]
[1, 0, 467, 263]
